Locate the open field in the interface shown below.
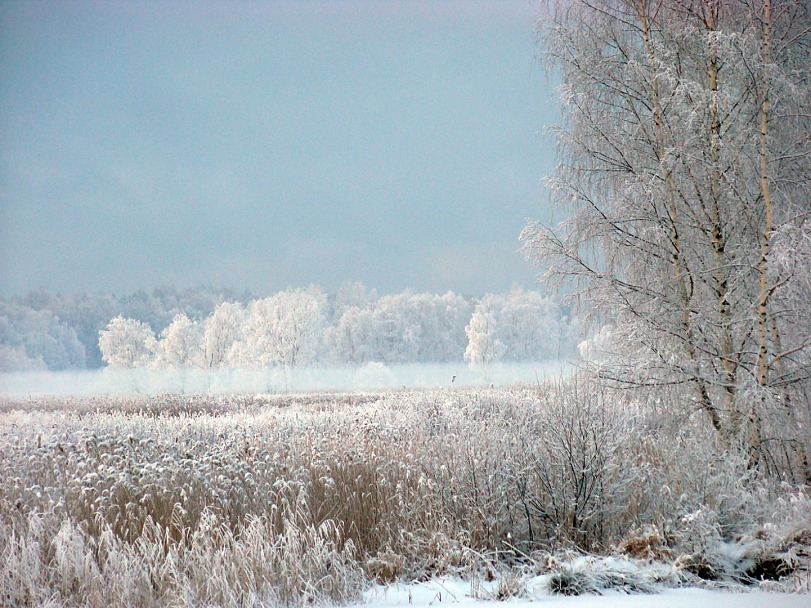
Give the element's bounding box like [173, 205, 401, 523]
[1, 379, 809, 606]
[0, 362, 573, 397]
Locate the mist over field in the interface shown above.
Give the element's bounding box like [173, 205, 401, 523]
[0, 361, 575, 397]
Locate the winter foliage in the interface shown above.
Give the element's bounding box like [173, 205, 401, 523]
[83, 284, 578, 374]
[522, 0, 811, 480]
[98, 316, 157, 370]
[0, 284, 578, 374]
[0, 301, 86, 371]
[0, 286, 244, 370]
[1, 379, 809, 606]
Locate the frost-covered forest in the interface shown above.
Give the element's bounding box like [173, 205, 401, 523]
[0, 286, 246, 371]
[0, 284, 579, 373]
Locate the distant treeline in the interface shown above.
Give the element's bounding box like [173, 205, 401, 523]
[0, 284, 580, 372]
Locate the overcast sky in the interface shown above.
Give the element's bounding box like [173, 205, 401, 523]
[0, 0, 558, 298]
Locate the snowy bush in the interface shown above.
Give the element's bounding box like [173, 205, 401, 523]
[546, 557, 657, 596]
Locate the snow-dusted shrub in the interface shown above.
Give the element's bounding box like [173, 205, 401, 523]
[547, 567, 601, 596]
[546, 557, 656, 596]
[494, 571, 526, 600]
[511, 377, 641, 550]
[616, 526, 673, 562]
[675, 516, 811, 588]
[366, 548, 405, 583]
[673, 553, 722, 582]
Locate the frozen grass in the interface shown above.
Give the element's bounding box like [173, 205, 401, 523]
[1, 376, 809, 606]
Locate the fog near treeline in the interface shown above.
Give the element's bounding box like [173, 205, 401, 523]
[0, 283, 582, 374]
[0, 362, 576, 398]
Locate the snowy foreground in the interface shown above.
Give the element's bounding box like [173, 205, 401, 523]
[361, 577, 811, 608]
[2, 385, 809, 606]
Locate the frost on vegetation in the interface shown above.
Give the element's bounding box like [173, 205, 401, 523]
[0, 378, 809, 605]
[82, 285, 579, 376]
[1, 506, 365, 608]
[545, 557, 658, 596]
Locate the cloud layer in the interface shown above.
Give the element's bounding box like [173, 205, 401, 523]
[0, 0, 558, 297]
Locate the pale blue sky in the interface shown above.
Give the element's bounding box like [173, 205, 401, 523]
[0, 0, 558, 297]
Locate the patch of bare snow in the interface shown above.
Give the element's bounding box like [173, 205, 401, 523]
[360, 576, 810, 608]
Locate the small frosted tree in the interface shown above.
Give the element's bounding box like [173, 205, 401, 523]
[275, 288, 327, 367]
[464, 309, 505, 378]
[230, 288, 326, 369]
[98, 316, 156, 369]
[202, 301, 244, 368]
[153, 313, 203, 370]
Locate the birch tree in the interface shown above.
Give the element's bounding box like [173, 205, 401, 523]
[522, 0, 811, 477]
[464, 308, 505, 375]
[202, 301, 244, 368]
[229, 288, 326, 368]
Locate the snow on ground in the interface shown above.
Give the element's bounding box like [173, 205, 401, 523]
[361, 577, 811, 608]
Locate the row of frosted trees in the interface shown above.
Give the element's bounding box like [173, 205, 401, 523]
[0, 286, 245, 370]
[0, 301, 87, 371]
[98, 286, 577, 370]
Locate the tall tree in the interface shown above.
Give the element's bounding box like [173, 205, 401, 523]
[229, 288, 326, 368]
[464, 307, 505, 375]
[202, 302, 244, 368]
[522, 0, 811, 476]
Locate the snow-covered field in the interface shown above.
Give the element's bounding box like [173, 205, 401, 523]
[362, 577, 811, 608]
[2, 382, 808, 606]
